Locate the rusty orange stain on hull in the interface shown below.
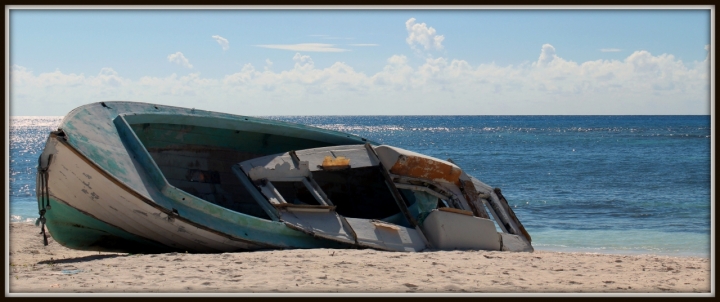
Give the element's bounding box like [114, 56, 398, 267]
[321, 156, 350, 167]
[320, 156, 351, 171]
[388, 155, 461, 185]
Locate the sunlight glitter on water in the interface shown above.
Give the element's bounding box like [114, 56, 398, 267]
[9, 116, 63, 128]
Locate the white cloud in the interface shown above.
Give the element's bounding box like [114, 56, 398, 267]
[10, 66, 84, 87]
[536, 44, 558, 66]
[405, 18, 444, 51]
[92, 68, 125, 87]
[212, 35, 230, 51]
[167, 52, 193, 69]
[372, 55, 414, 89]
[10, 66, 128, 89]
[10, 44, 710, 116]
[254, 43, 349, 52]
[600, 48, 622, 52]
[387, 55, 408, 65]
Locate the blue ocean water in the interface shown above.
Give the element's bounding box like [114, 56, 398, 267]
[8, 116, 712, 257]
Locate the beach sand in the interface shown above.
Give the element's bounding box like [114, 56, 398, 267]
[7, 222, 711, 294]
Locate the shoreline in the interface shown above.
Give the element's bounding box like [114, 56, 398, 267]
[7, 222, 712, 294]
[9, 213, 711, 259]
[531, 246, 710, 260]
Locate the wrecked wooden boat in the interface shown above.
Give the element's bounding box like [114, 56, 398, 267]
[36, 101, 533, 253]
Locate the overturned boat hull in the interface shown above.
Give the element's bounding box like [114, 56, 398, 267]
[36, 102, 532, 253]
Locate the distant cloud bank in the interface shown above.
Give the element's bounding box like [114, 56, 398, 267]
[11, 43, 709, 115]
[600, 48, 622, 52]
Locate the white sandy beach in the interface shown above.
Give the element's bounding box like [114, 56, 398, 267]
[7, 222, 711, 294]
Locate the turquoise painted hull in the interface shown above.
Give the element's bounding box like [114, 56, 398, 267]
[44, 195, 175, 253]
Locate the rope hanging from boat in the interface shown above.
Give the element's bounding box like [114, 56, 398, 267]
[35, 154, 52, 246]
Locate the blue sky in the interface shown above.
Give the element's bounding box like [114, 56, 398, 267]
[8, 8, 712, 116]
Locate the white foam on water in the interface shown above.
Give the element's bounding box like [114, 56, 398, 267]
[10, 215, 36, 223]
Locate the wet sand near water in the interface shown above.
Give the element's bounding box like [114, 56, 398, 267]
[7, 222, 711, 294]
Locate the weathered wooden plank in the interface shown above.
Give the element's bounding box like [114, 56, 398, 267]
[258, 181, 288, 205]
[231, 165, 280, 221]
[458, 179, 490, 219]
[494, 188, 532, 243]
[344, 218, 426, 252]
[289, 150, 334, 206]
[437, 207, 473, 216]
[480, 198, 509, 233]
[486, 191, 519, 236]
[279, 209, 356, 245]
[301, 178, 331, 206]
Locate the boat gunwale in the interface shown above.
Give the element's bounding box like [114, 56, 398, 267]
[60, 101, 378, 146]
[119, 111, 378, 146]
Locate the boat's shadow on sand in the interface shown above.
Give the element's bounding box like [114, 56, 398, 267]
[37, 254, 125, 265]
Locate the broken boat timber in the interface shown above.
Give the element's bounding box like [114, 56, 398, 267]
[36, 101, 533, 254]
